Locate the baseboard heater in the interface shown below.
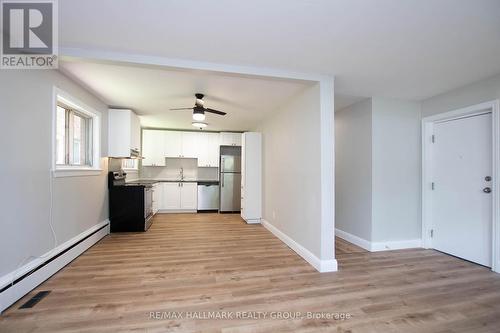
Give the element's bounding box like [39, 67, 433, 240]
[0, 222, 109, 313]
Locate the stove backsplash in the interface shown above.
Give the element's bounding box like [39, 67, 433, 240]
[108, 158, 140, 181]
[140, 158, 219, 180]
[110, 157, 218, 181]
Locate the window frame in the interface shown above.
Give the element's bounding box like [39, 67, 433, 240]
[56, 104, 94, 167]
[52, 87, 102, 178]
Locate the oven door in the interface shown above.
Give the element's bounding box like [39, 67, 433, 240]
[144, 187, 153, 230]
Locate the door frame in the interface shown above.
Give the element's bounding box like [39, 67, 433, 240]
[422, 100, 500, 273]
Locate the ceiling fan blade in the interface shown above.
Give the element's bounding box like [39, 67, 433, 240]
[205, 108, 227, 116]
[169, 107, 194, 111]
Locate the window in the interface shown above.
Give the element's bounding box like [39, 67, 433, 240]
[56, 104, 93, 167]
[53, 88, 101, 177]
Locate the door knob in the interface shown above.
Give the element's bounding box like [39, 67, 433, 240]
[483, 187, 492, 193]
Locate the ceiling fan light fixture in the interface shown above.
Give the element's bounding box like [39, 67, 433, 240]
[193, 106, 206, 121]
[192, 121, 207, 129]
[192, 112, 205, 121]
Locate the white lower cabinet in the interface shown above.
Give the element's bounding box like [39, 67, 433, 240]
[180, 182, 197, 209]
[159, 182, 197, 211]
[162, 183, 181, 210]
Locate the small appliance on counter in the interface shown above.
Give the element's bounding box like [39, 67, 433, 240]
[108, 170, 153, 232]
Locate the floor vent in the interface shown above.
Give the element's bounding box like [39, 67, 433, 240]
[19, 290, 51, 309]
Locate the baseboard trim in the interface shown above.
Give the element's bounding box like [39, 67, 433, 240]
[370, 239, 422, 252]
[262, 219, 337, 273]
[0, 220, 109, 313]
[335, 228, 372, 251]
[335, 228, 422, 252]
[244, 218, 262, 224]
[157, 209, 197, 214]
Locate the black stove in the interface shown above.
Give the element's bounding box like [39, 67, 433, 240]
[108, 170, 153, 232]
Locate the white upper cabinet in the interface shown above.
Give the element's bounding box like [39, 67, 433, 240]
[142, 130, 222, 166]
[207, 133, 220, 167]
[197, 132, 220, 167]
[142, 130, 166, 166]
[220, 132, 242, 146]
[181, 132, 199, 158]
[162, 131, 199, 158]
[108, 109, 141, 157]
[164, 131, 182, 158]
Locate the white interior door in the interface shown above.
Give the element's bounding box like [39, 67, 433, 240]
[432, 112, 492, 266]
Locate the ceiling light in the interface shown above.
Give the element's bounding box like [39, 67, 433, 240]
[193, 106, 206, 121]
[192, 122, 207, 129]
[193, 112, 205, 121]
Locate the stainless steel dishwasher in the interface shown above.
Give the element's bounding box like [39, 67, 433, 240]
[197, 182, 220, 211]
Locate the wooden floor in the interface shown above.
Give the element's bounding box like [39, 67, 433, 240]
[2, 214, 500, 332]
[335, 237, 367, 255]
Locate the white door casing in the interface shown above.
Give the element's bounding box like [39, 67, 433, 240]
[422, 100, 500, 273]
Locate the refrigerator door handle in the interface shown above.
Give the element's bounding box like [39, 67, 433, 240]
[221, 175, 224, 187]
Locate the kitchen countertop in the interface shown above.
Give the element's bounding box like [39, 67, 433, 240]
[126, 179, 219, 185]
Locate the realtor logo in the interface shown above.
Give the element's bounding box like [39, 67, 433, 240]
[1, 0, 58, 69]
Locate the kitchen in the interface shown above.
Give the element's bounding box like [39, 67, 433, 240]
[107, 108, 262, 232]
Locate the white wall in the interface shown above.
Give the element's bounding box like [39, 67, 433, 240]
[258, 83, 323, 258]
[371, 98, 421, 242]
[422, 73, 500, 117]
[335, 99, 373, 240]
[0, 70, 109, 278]
[335, 98, 421, 245]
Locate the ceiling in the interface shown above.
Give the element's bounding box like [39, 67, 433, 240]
[59, 60, 315, 131]
[58, 0, 500, 101]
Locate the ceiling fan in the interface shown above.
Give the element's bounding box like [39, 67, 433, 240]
[170, 93, 226, 128]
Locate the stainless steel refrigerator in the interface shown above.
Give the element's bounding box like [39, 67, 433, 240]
[220, 154, 241, 212]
